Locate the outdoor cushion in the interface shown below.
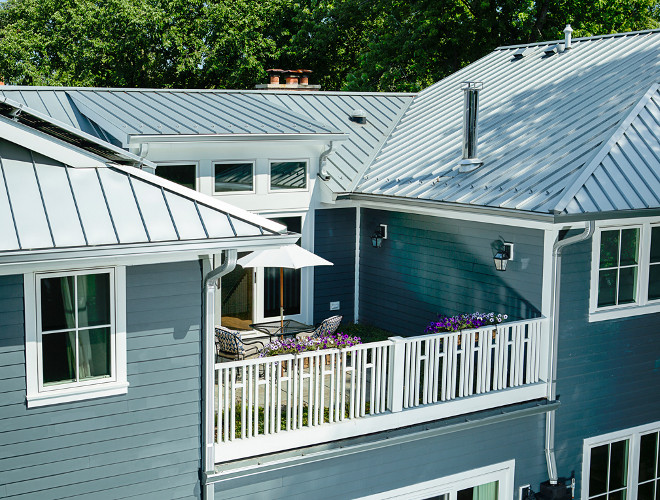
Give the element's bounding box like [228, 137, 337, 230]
[216, 326, 245, 355]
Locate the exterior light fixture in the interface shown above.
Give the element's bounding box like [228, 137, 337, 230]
[371, 224, 388, 248]
[493, 242, 513, 271]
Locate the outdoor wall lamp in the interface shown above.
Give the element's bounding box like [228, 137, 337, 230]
[493, 242, 513, 271]
[371, 224, 388, 248]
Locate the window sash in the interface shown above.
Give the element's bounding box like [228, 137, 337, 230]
[214, 162, 255, 193]
[269, 161, 307, 191]
[36, 269, 116, 393]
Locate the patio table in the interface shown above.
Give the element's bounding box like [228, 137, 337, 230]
[250, 320, 314, 340]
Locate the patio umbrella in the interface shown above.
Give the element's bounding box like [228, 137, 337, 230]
[237, 245, 333, 329]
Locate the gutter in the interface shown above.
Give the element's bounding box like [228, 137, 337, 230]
[128, 133, 348, 144]
[545, 221, 595, 483]
[202, 250, 238, 500]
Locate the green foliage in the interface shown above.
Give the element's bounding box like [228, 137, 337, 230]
[339, 322, 393, 343]
[0, 0, 657, 89]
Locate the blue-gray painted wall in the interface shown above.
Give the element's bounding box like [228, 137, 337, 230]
[0, 261, 203, 499]
[554, 239, 660, 497]
[214, 411, 548, 499]
[313, 207, 356, 325]
[359, 208, 544, 336]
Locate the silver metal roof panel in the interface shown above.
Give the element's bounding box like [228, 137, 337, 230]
[355, 30, 660, 215]
[130, 180, 179, 242]
[67, 167, 118, 245]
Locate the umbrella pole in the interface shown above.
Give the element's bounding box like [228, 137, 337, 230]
[280, 267, 284, 332]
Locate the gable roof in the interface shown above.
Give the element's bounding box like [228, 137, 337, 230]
[0, 87, 414, 193]
[0, 118, 290, 262]
[353, 29, 660, 217]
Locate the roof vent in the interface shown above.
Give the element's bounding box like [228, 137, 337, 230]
[457, 82, 483, 173]
[512, 47, 527, 59]
[544, 45, 558, 57]
[349, 109, 367, 124]
[563, 24, 573, 50]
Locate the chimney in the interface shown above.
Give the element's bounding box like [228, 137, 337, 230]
[458, 82, 484, 172]
[255, 69, 321, 91]
[563, 25, 573, 50]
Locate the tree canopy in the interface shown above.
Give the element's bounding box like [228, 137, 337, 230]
[0, 0, 657, 91]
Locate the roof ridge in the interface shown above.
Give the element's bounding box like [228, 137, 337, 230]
[496, 28, 660, 51]
[552, 83, 659, 213]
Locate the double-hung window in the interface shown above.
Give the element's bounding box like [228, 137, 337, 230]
[590, 222, 660, 321]
[25, 267, 128, 407]
[583, 422, 660, 500]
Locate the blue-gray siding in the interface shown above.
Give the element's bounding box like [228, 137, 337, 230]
[555, 240, 660, 497]
[358, 209, 544, 335]
[0, 261, 203, 499]
[214, 411, 548, 498]
[313, 208, 356, 325]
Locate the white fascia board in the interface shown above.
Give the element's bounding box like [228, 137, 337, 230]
[0, 233, 300, 275]
[128, 133, 349, 144]
[113, 164, 287, 234]
[340, 194, 554, 229]
[0, 115, 107, 168]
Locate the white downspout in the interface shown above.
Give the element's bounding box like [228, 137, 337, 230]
[545, 221, 595, 483]
[202, 249, 237, 499]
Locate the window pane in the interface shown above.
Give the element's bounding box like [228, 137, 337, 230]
[78, 328, 111, 380]
[77, 273, 110, 327]
[43, 331, 76, 384]
[590, 444, 609, 496]
[620, 229, 639, 266]
[600, 230, 620, 268]
[610, 439, 629, 491]
[640, 433, 658, 482]
[637, 482, 654, 500]
[650, 265, 660, 301]
[651, 227, 660, 263]
[598, 270, 618, 307]
[215, 163, 253, 192]
[618, 267, 637, 304]
[41, 276, 75, 331]
[156, 164, 196, 190]
[609, 490, 626, 500]
[270, 161, 306, 190]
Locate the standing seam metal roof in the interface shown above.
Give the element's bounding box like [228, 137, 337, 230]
[355, 30, 660, 215]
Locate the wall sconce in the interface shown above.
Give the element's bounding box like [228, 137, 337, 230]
[493, 242, 513, 271]
[371, 224, 388, 248]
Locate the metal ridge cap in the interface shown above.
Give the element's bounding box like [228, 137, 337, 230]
[128, 133, 349, 143]
[496, 28, 660, 50]
[340, 193, 555, 221]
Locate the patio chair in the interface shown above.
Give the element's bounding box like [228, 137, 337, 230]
[298, 315, 343, 339]
[215, 326, 265, 361]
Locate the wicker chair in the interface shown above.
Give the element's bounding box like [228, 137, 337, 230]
[298, 315, 343, 339]
[215, 326, 265, 361]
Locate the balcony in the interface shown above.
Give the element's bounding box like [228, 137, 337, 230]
[214, 317, 548, 463]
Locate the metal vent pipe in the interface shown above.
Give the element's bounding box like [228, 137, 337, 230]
[458, 82, 483, 172]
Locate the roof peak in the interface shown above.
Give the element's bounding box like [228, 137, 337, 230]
[496, 27, 660, 51]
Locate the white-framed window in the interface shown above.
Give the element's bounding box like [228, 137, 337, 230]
[590, 221, 660, 321]
[269, 160, 307, 191]
[582, 421, 660, 500]
[356, 460, 514, 500]
[214, 161, 255, 193]
[24, 267, 128, 407]
[155, 163, 198, 191]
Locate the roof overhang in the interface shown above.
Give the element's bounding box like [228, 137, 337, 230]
[128, 133, 349, 145]
[553, 207, 660, 223]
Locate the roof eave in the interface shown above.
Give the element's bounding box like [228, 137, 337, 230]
[128, 133, 349, 144]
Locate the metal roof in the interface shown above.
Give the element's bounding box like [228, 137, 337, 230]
[0, 88, 413, 193]
[354, 30, 660, 216]
[0, 135, 287, 256]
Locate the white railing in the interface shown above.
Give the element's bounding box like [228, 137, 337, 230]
[214, 317, 548, 462]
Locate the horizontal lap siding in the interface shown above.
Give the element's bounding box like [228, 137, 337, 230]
[555, 241, 660, 498]
[215, 412, 547, 499]
[314, 208, 356, 325]
[359, 209, 543, 336]
[0, 261, 203, 499]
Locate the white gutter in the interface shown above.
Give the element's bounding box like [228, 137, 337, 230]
[545, 221, 595, 483]
[128, 133, 348, 144]
[202, 249, 238, 500]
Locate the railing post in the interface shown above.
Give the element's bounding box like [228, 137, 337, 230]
[538, 318, 550, 386]
[387, 336, 406, 413]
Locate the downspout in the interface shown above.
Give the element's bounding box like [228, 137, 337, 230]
[202, 249, 237, 499]
[317, 141, 334, 181]
[545, 221, 595, 483]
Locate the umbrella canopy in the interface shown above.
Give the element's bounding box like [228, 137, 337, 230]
[237, 244, 333, 270]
